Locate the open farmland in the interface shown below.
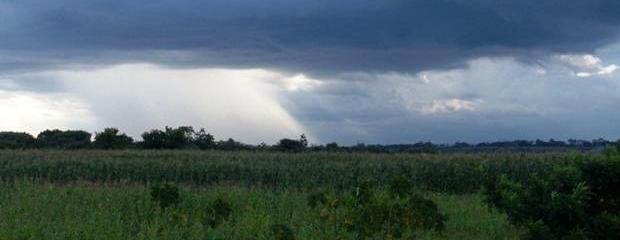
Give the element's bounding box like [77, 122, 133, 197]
[0, 150, 595, 239]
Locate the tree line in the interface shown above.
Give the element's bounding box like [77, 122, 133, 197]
[0, 126, 617, 152]
[0, 127, 307, 152]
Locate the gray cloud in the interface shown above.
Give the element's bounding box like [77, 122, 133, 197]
[1, 0, 620, 74]
[277, 57, 620, 144]
[2, 1, 620, 144]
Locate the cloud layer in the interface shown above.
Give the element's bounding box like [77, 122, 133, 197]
[2, 1, 620, 143]
[1, 0, 620, 74]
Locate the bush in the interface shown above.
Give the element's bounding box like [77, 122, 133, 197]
[482, 155, 620, 240]
[93, 128, 133, 149]
[271, 224, 296, 240]
[150, 183, 181, 210]
[0, 132, 35, 149]
[204, 198, 232, 228]
[36, 129, 91, 149]
[310, 178, 446, 239]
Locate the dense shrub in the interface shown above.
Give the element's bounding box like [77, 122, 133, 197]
[0, 132, 35, 149]
[271, 224, 296, 240]
[310, 178, 446, 239]
[36, 129, 91, 149]
[482, 154, 620, 240]
[204, 198, 232, 228]
[150, 183, 181, 210]
[92, 128, 133, 149]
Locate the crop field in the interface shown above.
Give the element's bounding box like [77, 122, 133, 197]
[0, 150, 615, 239]
[0, 150, 570, 193]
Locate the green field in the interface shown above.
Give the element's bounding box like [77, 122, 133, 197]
[0, 150, 574, 239]
[0, 183, 519, 240]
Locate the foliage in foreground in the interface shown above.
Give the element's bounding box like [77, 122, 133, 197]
[0, 182, 518, 240]
[271, 224, 296, 240]
[482, 153, 620, 239]
[310, 177, 446, 239]
[150, 183, 181, 209]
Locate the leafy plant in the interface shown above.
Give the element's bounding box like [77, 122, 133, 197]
[271, 224, 296, 240]
[310, 177, 446, 239]
[150, 183, 180, 210]
[204, 198, 232, 228]
[482, 155, 620, 240]
[307, 192, 327, 209]
[389, 176, 414, 198]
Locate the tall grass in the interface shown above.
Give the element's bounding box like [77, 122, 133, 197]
[0, 182, 518, 240]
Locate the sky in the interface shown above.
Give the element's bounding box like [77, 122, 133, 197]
[1, 0, 620, 144]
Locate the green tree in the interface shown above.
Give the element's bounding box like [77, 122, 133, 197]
[93, 128, 134, 149]
[141, 126, 195, 149]
[193, 128, 215, 150]
[141, 129, 167, 149]
[36, 129, 91, 149]
[0, 132, 36, 149]
[276, 134, 308, 152]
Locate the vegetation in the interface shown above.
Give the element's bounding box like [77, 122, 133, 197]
[0, 133, 617, 239]
[36, 129, 91, 149]
[276, 134, 308, 152]
[0, 132, 35, 149]
[0, 182, 518, 240]
[150, 183, 181, 209]
[271, 224, 296, 240]
[93, 128, 134, 149]
[0, 126, 614, 152]
[310, 178, 447, 239]
[0, 150, 571, 193]
[482, 151, 620, 239]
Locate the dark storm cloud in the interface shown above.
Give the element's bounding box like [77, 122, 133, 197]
[1, 0, 620, 74]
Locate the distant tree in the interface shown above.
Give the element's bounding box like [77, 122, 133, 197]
[276, 134, 308, 152]
[325, 142, 339, 151]
[534, 139, 547, 147]
[0, 132, 36, 149]
[256, 142, 270, 151]
[141, 126, 195, 149]
[36, 129, 91, 149]
[454, 142, 471, 148]
[141, 129, 168, 149]
[217, 138, 246, 151]
[93, 128, 134, 149]
[299, 134, 308, 148]
[193, 128, 215, 150]
[164, 126, 194, 149]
